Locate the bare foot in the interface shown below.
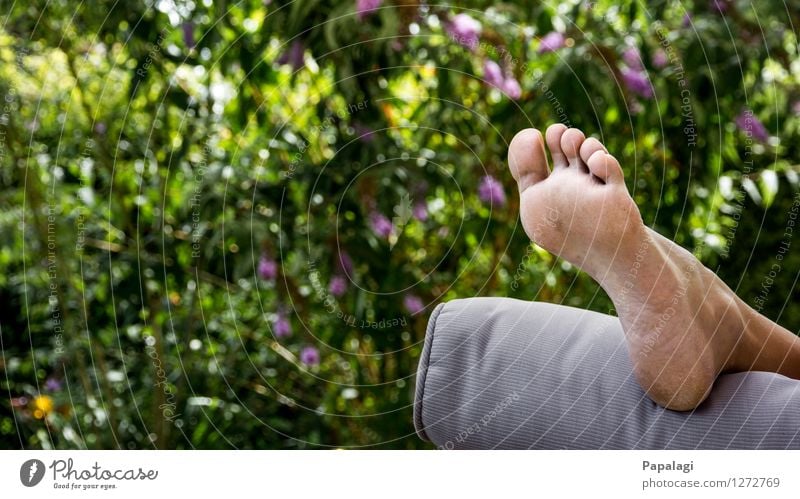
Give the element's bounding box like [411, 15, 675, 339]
[507, 125, 754, 410]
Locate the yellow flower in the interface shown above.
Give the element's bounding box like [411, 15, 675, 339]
[32, 395, 54, 419]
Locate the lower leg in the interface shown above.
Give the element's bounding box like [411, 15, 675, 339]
[736, 304, 800, 379]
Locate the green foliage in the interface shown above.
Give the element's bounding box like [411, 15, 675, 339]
[1, 0, 799, 448]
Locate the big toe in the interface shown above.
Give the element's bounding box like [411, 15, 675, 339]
[508, 128, 549, 192]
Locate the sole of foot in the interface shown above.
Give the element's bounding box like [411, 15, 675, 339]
[507, 125, 749, 411]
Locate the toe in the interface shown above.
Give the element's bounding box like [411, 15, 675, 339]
[586, 151, 624, 185]
[545, 124, 568, 169]
[579, 137, 607, 164]
[508, 128, 549, 192]
[560, 128, 586, 169]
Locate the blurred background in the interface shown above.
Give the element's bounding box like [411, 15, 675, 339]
[1, 0, 799, 449]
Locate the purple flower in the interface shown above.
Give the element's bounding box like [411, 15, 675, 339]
[277, 40, 305, 71]
[735, 110, 769, 143]
[403, 294, 424, 315]
[356, 0, 382, 20]
[652, 49, 668, 69]
[483, 60, 504, 89]
[300, 346, 320, 366]
[620, 69, 654, 99]
[413, 202, 428, 222]
[369, 212, 393, 238]
[502, 77, 522, 100]
[792, 101, 800, 116]
[273, 312, 292, 338]
[447, 13, 482, 50]
[682, 13, 692, 27]
[182, 22, 195, 50]
[711, 0, 729, 14]
[622, 46, 643, 70]
[336, 251, 354, 275]
[329, 275, 347, 297]
[482, 60, 521, 99]
[45, 378, 62, 392]
[258, 254, 278, 280]
[478, 175, 507, 206]
[353, 122, 375, 142]
[538, 31, 565, 54]
[94, 122, 107, 135]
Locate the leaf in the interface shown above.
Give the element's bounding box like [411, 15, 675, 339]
[759, 169, 779, 208]
[741, 177, 762, 206]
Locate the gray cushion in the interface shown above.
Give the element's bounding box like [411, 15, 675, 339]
[414, 298, 800, 449]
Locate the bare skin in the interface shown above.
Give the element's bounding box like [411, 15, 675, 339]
[507, 124, 800, 410]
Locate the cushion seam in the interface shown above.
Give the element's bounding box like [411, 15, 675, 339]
[413, 302, 445, 442]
